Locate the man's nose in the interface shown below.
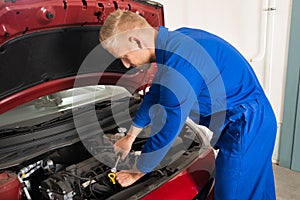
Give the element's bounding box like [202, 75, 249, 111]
[121, 59, 131, 68]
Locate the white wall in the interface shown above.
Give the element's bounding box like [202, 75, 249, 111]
[157, 0, 292, 162]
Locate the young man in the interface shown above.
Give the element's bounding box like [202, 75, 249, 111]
[99, 9, 277, 199]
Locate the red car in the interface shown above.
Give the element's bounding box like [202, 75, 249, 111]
[0, 0, 215, 199]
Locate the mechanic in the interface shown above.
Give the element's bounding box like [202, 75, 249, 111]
[99, 9, 277, 199]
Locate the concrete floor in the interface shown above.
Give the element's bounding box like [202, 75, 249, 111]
[273, 164, 300, 200]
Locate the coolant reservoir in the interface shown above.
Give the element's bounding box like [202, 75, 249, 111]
[0, 172, 22, 200]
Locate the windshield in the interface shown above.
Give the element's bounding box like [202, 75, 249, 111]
[0, 85, 132, 129]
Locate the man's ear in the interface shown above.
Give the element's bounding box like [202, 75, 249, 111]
[129, 36, 142, 49]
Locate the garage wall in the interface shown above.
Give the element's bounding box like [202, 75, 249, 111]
[156, 0, 292, 162]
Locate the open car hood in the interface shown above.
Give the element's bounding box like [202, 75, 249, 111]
[0, 0, 164, 114]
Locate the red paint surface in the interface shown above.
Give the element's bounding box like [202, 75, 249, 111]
[142, 150, 215, 200]
[0, 172, 22, 200]
[0, 0, 164, 44]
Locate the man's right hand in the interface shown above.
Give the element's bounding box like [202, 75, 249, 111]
[114, 125, 143, 160]
[114, 134, 135, 160]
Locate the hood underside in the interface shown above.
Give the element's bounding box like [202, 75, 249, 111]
[0, 0, 164, 113]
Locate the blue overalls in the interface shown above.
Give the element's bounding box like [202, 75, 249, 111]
[133, 26, 277, 199]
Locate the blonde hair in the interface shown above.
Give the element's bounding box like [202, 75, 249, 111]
[99, 9, 152, 47]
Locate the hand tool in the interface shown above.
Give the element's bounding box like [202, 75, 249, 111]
[108, 153, 121, 184]
[111, 154, 121, 173]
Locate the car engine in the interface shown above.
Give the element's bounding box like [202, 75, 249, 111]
[0, 97, 203, 200]
[12, 129, 148, 200]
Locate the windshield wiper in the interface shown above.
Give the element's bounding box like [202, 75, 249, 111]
[0, 126, 34, 137]
[0, 110, 75, 137]
[0, 97, 134, 137]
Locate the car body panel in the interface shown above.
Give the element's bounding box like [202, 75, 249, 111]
[141, 149, 215, 200]
[0, 0, 164, 44]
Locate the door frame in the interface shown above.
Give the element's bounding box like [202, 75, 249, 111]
[279, 0, 300, 171]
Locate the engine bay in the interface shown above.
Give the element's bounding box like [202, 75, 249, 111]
[1, 125, 202, 200]
[17, 139, 152, 200]
[17, 134, 137, 200]
[0, 96, 204, 200]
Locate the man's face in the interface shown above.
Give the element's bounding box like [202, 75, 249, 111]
[106, 35, 154, 68]
[117, 48, 152, 68]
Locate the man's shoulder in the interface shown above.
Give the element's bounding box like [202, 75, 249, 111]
[174, 27, 206, 35]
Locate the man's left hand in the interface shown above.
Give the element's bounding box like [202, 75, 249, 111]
[116, 170, 145, 187]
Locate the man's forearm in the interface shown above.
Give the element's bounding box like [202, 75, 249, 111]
[126, 125, 143, 141]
